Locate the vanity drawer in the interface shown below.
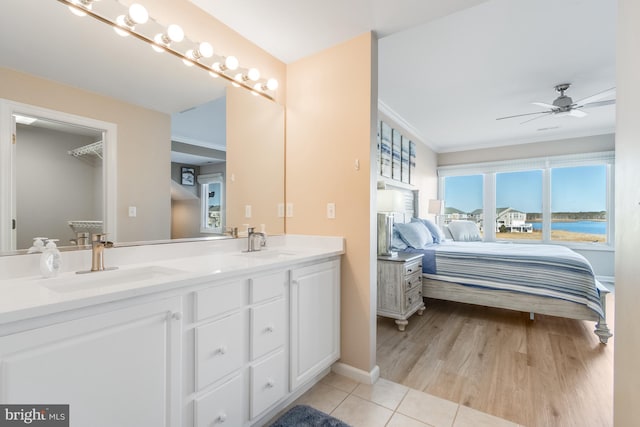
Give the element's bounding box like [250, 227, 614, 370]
[195, 280, 244, 321]
[250, 350, 286, 419]
[403, 260, 422, 276]
[194, 375, 244, 427]
[250, 271, 287, 303]
[404, 272, 422, 293]
[251, 298, 285, 360]
[196, 312, 244, 390]
[405, 286, 423, 312]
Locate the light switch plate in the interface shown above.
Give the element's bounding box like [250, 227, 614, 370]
[327, 203, 336, 219]
[128, 206, 137, 217]
[277, 203, 285, 218]
[245, 205, 252, 218]
[286, 203, 294, 218]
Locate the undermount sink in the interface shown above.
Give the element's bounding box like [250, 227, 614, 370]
[42, 266, 186, 293]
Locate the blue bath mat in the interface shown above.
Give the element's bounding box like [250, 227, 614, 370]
[269, 405, 351, 427]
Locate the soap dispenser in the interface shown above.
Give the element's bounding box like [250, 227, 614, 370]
[40, 239, 62, 278]
[27, 237, 47, 254]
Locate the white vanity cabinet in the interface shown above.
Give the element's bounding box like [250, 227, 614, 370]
[290, 259, 341, 390]
[0, 297, 183, 427]
[0, 249, 342, 427]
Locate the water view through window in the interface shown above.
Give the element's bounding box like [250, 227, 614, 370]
[443, 164, 608, 243]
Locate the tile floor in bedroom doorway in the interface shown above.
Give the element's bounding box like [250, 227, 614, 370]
[273, 371, 521, 427]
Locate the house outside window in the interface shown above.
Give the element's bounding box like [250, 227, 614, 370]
[438, 152, 614, 247]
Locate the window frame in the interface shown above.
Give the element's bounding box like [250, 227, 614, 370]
[198, 173, 225, 234]
[437, 151, 615, 249]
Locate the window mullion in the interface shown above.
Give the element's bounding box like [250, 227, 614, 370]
[542, 167, 551, 242]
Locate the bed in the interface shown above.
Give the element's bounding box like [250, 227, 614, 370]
[392, 220, 613, 343]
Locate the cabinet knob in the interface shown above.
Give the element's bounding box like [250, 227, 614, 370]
[215, 345, 228, 355]
[216, 412, 227, 423]
[407, 268, 413, 273]
[166, 311, 182, 321]
[265, 325, 275, 333]
[266, 378, 275, 388]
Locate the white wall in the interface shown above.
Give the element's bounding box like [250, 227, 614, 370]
[16, 125, 101, 249]
[614, 0, 640, 424]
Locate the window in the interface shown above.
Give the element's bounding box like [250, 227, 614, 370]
[551, 165, 607, 243]
[438, 152, 613, 246]
[443, 174, 483, 234]
[199, 173, 224, 233]
[496, 170, 542, 240]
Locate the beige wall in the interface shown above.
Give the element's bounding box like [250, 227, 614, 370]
[287, 33, 378, 373]
[226, 88, 285, 235]
[614, 0, 640, 424]
[378, 111, 439, 216]
[438, 133, 615, 166]
[1, 67, 171, 243]
[144, 0, 287, 106]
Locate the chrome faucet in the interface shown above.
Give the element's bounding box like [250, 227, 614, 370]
[90, 233, 115, 272]
[247, 227, 267, 252]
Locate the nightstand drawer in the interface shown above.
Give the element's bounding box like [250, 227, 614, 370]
[403, 260, 422, 276]
[404, 272, 422, 292]
[405, 286, 423, 311]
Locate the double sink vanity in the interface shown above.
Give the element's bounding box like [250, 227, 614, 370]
[0, 235, 343, 427]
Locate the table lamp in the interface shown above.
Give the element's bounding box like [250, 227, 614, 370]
[377, 190, 404, 257]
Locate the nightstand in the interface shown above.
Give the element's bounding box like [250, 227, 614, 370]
[377, 253, 426, 331]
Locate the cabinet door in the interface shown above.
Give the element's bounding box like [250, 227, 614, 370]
[0, 297, 182, 427]
[290, 259, 340, 390]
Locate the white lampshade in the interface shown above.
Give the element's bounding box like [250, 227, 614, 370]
[428, 199, 443, 215]
[377, 190, 404, 213]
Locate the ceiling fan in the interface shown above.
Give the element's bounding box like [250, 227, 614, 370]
[496, 83, 616, 124]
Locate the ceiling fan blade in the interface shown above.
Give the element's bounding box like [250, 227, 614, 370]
[520, 112, 553, 124]
[532, 102, 556, 109]
[496, 110, 550, 121]
[568, 109, 587, 118]
[575, 87, 616, 105]
[582, 99, 616, 109]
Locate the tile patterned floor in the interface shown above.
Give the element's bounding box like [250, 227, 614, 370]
[277, 372, 523, 427]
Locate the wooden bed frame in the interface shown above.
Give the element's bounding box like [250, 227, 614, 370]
[422, 277, 613, 344]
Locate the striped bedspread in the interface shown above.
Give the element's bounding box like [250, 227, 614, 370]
[406, 242, 604, 317]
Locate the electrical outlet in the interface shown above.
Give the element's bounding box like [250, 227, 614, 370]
[277, 203, 285, 218]
[327, 202, 336, 219]
[245, 205, 252, 218]
[286, 203, 294, 218]
[128, 206, 137, 217]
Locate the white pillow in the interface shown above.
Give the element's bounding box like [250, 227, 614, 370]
[447, 220, 482, 242]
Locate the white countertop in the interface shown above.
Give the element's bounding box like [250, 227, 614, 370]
[0, 235, 344, 325]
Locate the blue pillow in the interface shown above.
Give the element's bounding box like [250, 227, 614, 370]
[394, 221, 433, 249]
[412, 218, 445, 243]
[391, 229, 408, 250]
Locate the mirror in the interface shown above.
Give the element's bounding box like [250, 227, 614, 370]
[0, 0, 285, 253]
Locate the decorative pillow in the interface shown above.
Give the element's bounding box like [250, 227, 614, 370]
[394, 221, 433, 249]
[412, 218, 446, 243]
[391, 229, 408, 251]
[447, 220, 482, 242]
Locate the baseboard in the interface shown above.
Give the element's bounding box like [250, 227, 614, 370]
[331, 362, 380, 385]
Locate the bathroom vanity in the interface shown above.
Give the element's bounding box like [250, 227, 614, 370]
[0, 235, 343, 427]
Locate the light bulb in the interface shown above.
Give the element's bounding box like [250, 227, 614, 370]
[199, 42, 214, 58]
[232, 73, 243, 88]
[211, 62, 222, 72]
[182, 50, 195, 67]
[152, 34, 166, 53]
[114, 15, 130, 37]
[209, 71, 219, 78]
[167, 24, 184, 43]
[247, 68, 260, 81]
[253, 83, 263, 95]
[225, 56, 239, 71]
[128, 3, 149, 25]
[266, 78, 279, 91]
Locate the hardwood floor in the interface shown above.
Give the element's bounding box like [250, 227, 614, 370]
[377, 295, 614, 427]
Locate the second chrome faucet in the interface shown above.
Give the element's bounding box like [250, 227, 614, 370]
[247, 227, 266, 252]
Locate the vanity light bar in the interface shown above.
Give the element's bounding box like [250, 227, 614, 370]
[57, 0, 277, 101]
